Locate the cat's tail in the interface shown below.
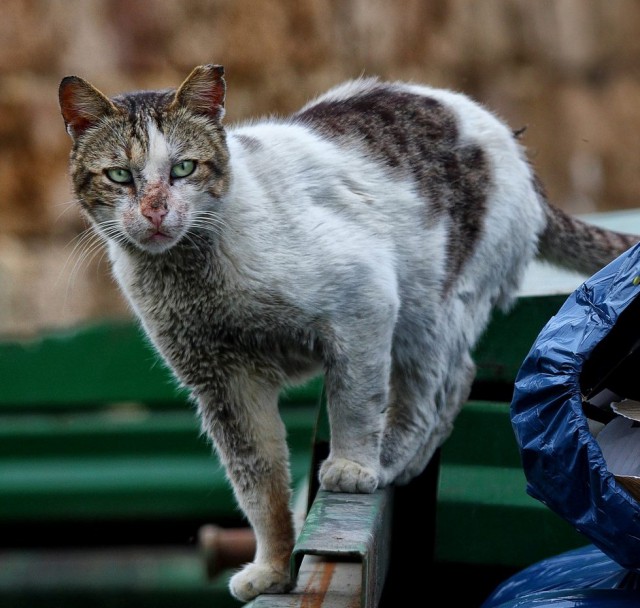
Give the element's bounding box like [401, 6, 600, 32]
[537, 202, 640, 276]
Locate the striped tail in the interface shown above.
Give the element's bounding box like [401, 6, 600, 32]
[538, 203, 640, 276]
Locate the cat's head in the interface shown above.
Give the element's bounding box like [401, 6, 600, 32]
[59, 64, 230, 254]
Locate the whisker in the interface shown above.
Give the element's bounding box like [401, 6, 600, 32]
[53, 200, 83, 224]
[190, 213, 227, 233]
[57, 228, 101, 286]
[187, 226, 222, 243]
[183, 233, 205, 251]
[59, 217, 122, 293]
[57, 230, 108, 314]
[67, 235, 105, 287]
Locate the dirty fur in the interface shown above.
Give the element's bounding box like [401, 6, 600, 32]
[59, 64, 639, 601]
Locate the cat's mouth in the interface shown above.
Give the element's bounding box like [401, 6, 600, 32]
[149, 230, 171, 241]
[136, 228, 179, 253]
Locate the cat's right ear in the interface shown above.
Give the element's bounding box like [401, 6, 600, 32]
[171, 64, 226, 121]
[59, 76, 118, 140]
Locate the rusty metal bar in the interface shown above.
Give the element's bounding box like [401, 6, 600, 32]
[249, 555, 363, 608]
[292, 489, 393, 608]
[248, 487, 394, 608]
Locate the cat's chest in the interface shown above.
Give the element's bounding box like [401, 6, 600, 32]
[111, 247, 320, 382]
[117, 252, 249, 332]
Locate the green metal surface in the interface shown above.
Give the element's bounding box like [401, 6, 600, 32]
[0, 321, 322, 409]
[474, 294, 567, 384]
[0, 322, 183, 408]
[0, 288, 565, 410]
[436, 464, 587, 566]
[0, 407, 316, 459]
[439, 400, 521, 468]
[0, 322, 320, 522]
[0, 290, 563, 408]
[0, 548, 242, 608]
[436, 401, 588, 568]
[0, 394, 316, 521]
[0, 453, 311, 521]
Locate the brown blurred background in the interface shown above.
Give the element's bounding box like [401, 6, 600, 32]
[2, 0, 640, 336]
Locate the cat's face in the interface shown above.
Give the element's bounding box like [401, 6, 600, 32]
[59, 65, 229, 254]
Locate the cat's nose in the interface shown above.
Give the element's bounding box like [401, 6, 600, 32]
[142, 207, 167, 228]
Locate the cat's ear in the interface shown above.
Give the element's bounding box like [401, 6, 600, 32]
[171, 64, 226, 121]
[59, 76, 118, 140]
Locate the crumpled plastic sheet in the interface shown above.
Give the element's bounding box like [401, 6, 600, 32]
[511, 242, 640, 570]
[482, 544, 640, 607]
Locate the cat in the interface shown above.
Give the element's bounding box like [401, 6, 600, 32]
[58, 64, 639, 601]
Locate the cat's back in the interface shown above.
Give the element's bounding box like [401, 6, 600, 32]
[285, 78, 548, 309]
[237, 76, 540, 221]
[292, 76, 520, 163]
[230, 76, 537, 214]
[226, 77, 546, 313]
[290, 77, 545, 278]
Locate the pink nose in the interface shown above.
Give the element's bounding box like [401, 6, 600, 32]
[143, 207, 167, 228]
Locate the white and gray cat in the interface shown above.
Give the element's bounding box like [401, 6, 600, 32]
[59, 64, 638, 601]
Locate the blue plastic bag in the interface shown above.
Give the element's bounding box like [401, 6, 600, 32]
[482, 544, 640, 607]
[511, 242, 640, 570]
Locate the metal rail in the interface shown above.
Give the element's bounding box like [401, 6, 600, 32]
[248, 488, 394, 608]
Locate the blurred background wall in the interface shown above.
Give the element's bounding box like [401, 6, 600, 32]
[2, 0, 640, 336]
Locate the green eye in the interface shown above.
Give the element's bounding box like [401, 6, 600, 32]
[106, 168, 133, 184]
[170, 160, 196, 179]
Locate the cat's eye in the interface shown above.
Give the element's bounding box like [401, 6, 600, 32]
[106, 168, 133, 184]
[170, 160, 196, 179]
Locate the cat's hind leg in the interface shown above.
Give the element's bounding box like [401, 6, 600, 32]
[388, 351, 475, 486]
[378, 328, 476, 487]
[319, 286, 398, 494]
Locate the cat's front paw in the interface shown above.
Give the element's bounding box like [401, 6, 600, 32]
[319, 457, 378, 493]
[229, 562, 292, 601]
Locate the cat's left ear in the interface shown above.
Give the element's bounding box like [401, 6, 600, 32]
[171, 64, 226, 121]
[59, 76, 118, 140]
